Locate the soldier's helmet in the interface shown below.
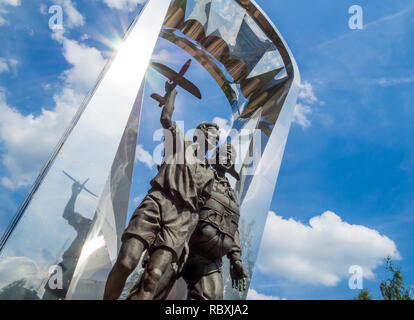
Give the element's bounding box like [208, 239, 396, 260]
[213, 143, 237, 171]
[193, 122, 220, 151]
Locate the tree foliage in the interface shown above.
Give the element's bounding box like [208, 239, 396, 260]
[354, 288, 372, 300]
[379, 257, 411, 300]
[353, 257, 412, 300]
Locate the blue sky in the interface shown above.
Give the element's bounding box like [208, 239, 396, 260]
[0, 0, 413, 300]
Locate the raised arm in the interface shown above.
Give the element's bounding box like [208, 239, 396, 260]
[63, 182, 82, 221]
[159, 83, 194, 160]
[160, 82, 177, 130]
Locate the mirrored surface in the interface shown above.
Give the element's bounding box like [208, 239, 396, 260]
[0, 0, 171, 299]
[0, 0, 300, 300]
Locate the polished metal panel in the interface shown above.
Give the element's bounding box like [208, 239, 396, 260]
[0, 0, 299, 300]
[0, 0, 171, 299]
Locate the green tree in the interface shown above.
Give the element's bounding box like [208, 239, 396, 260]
[379, 257, 412, 300]
[354, 288, 372, 300]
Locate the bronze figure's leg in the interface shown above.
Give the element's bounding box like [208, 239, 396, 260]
[127, 260, 177, 300]
[188, 271, 223, 300]
[104, 191, 162, 300]
[103, 237, 145, 300]
[132, 248, 174, 300]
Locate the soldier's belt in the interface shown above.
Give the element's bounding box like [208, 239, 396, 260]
[187, 258, 223, 279]
[203, 195, 239, 217]
[199, 208, 239, 240]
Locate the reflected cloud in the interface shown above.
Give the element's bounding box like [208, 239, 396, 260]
[0, 256, 45, 290]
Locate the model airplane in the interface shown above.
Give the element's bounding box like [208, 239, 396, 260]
[63, 171, 98, 198]
[150, 59, 202, 107]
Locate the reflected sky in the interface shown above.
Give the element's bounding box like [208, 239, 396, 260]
[0, 0, 298, 300]
[126, 36, 233, 223]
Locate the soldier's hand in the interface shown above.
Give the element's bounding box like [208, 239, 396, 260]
[230, 260, 248, 292]
[72, 182, 82, 195]
[165, 80, 175, 95]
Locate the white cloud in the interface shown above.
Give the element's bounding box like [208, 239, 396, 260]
[0, 57, 18, 73]
[135, 144, 155, 169]
[151, 49, 170, 62]
[247, 288, 283, 300]
[293, 103, 312, 129]
[292, 81, 317, 129]
[213, 116, 232, 142]
[0, 256, 46, 290]
[0, 34, 106, 190]
[0, 87, 85, 189]
[102, 0, 146, 11]
[247, 51, 284, 78]
[0, 59, 8, 73]
[133, 193, 145, 205]
[316, 4, 414, 49]
[375, 76, 414, 87]
[256, 211, 400, 287]
[39, 3, 47, 15]
[53, 32, 106, 91]
[8, 58, 18, 68]
[0, 0, 21, 26]
[80, 34, 90, 41]
[0, 0, 20, 7]
[298, 81, 318, 104]
[53, 0, 84, 28]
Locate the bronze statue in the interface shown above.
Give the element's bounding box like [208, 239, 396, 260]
[128, 144, 247, 300]
[104, 78, 220, 300]
[183, 144, 247, 299]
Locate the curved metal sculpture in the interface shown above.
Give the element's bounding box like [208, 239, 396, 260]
[0, 0, 299, 300]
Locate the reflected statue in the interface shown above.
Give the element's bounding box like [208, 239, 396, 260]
[128, 144, 247, 300]
[104, 66, 221, 300]
[42, 173, 95, 300]
[0, 280, 39, 300]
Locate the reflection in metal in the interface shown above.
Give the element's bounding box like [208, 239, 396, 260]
[42, 175, 95, 300]
[0, 0, 170, 299]
[160, 29, 239, 106]
[0, 0, 299, 300]
[66, 84, 144, 299]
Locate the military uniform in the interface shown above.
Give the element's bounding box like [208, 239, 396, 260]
[183, 169, 242, 300]
[122, 122, 215, 262]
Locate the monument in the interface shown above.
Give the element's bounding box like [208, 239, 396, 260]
[0, 0, 300, 300]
